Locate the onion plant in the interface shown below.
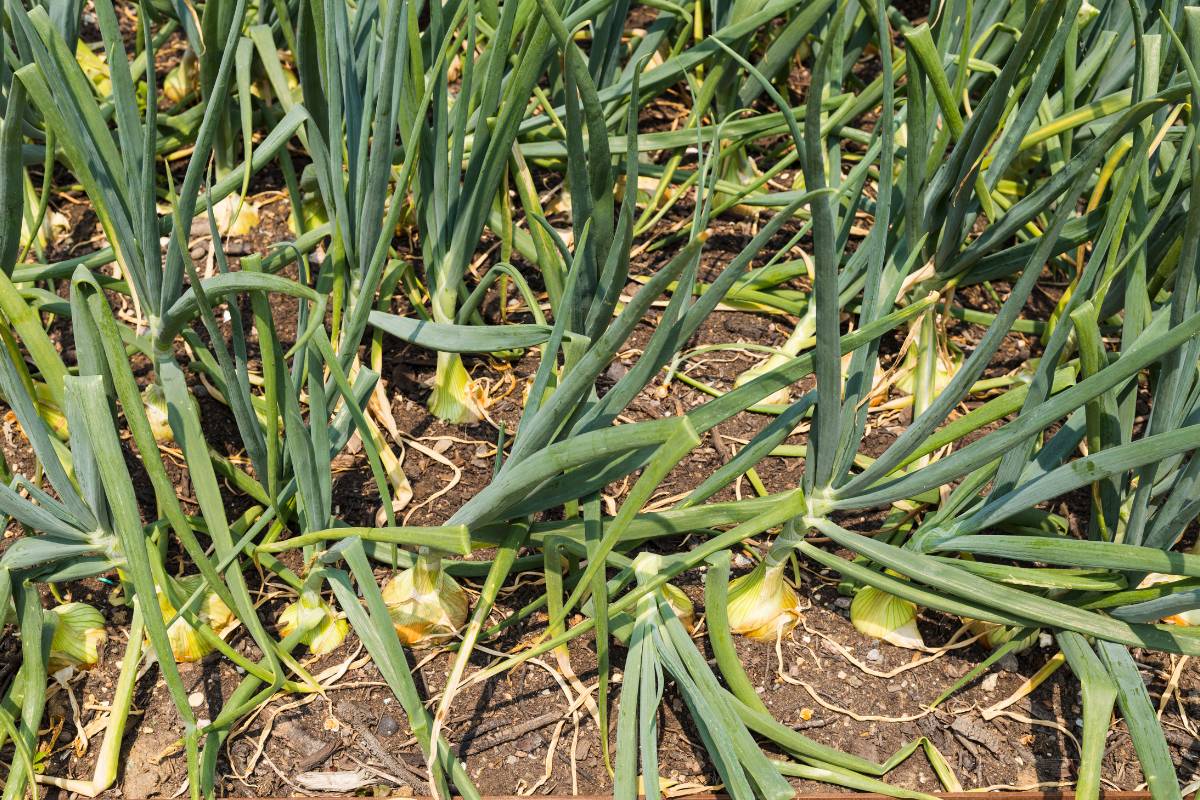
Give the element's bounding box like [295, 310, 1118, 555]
[361, 2, 1200, 797]
[7, 0, 1200, 799]
[1, 0, 326, 795]
[769, 5, 1200, 799]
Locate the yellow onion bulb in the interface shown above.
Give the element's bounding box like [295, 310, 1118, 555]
[661, 582, 696, 633]
[963, 618, 1037, 651]
[632, 553, 696, 633]
[142, 384, 172, 442]
[278, 591, 348, 655]
[381, 551, 468, 646]
[428, 352, 487, 424]
[211, 193, 262, 237]
[49, 602, 107, 670]
[726, 561, 800, 641]
[850, 586, 925, 650]
[163, 50, 199, 104]
[154, 578, 235, 663]
[141, 384, 200, 444]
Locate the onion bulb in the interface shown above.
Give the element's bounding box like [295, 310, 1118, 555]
[278, 591, 348, 655]
[381, 549, 468, 646]
[622, 554, 696, 637]
[49, 602, 106, 670]
[163, 50, 199, 104]
[726, 561, 799, 641]
[963, 618, 1038, 651]
[427, 352, 487, 424]
[142, 384, 172, 442]
[850, 586, 925, 650]
[141, 383, 200, 444]
[154, 577, 235, 663]
[660, 582, 696, 633]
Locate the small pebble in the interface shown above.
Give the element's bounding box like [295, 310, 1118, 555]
[188, 691, 204, 708]
[834, 597, 851, 609]
[866, 648, 881, 662]
[981, 672, 999, 693]
[1039, 632, 1054, 648]
[516, 733, 544, 752]
[504, 755, 518, 765]
[376, 715, 399, 737]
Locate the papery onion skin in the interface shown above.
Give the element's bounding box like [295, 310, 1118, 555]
[163, 51, 198, 103]
[142, 384, 173, 443]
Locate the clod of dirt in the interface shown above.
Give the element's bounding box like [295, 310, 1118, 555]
[376, 715, 400, 736]
[950, 714, 1009, 757]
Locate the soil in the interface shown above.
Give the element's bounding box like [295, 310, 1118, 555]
[4, 5, 1200, 799]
